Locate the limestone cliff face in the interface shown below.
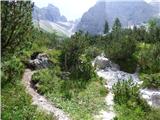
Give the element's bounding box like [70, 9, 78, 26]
[32, 4, 67, 22]
[76, 2, 106, 35]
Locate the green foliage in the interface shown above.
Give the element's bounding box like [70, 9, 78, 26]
[31, 29, 59, 51]
[135, 43, 160, 73]
[114, 104, 146, 120]
[32, 68, 107, 120]
[104, 20, 109, 34]
[2, 3, 160, 120]
[61, 32, 86, 71]
[1, 56, 24, 87]
[1, 56, 54, 119]
[61, 31, 95, 80]
[116, 58, 137, 73]
[84, 46, 101, 59]
[28, 31, 108, 119]
[32, 68, 61, 95]
[45, 50, 62, 65]
[113, 80, 160, 120]
[2, 82, 54, 120]
[115, 103, 160, 120]
[1, 1, 33, 56]
[103, 32, 137, 73]
[1, 2, 58, 119]
[148, 18, 158, 29]
[140, 73, 160, 89]
[112, 18, 122, 31]
[145, 108, 160, 120]
[105, 35, 136, 61]
[112, 80, 150, 111]
[77, 54, 96, 80]
[132, 22, 160, 43]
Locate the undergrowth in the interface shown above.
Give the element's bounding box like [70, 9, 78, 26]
[32, 68, 108, 120]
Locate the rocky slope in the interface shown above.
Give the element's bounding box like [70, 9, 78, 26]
[32, 4, 76, 37]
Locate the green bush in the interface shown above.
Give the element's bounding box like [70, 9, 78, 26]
[32, 68, 62, 95]
[105, 35, 136, 61]
[114, 104, 146, 120]
[145, 108, 160, 120]
[75, 54, 96, 80]
[60, 32, 96, 80]
[116, 57, 137, 73]
[112, 79, 160, 120]
[140, 73, 160, 89]
[31, 29, 59, 51]
[103, 34, 137, 72]
[113, 80, 139, 105]
[135, 43, 160, 73]
[84, 46, 101, 59]
[1, 56, 24, 87]
[112, 80, 150, 111]
[1, 1, 33, 56]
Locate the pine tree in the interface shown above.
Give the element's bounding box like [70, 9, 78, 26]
[104, 20, 109, 34]
[112, 18, 122, 31]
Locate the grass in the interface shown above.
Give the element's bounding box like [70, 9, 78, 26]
[32, 68, 108, 120]
[1, 75, 55, 120]
[115, 104, 160, 120]
[114, 104, 146, 120]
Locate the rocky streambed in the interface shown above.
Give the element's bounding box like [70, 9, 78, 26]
[93, 54, 160, 120]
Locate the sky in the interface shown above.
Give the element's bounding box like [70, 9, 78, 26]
[32, 0, 152, 21]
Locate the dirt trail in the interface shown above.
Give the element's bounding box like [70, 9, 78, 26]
[22, 69, 70, 120]
[94, 89, 115, 120]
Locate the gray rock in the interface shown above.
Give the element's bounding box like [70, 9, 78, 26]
[28, 53, 53, 69]
[110, 63, 120, 71]
[140, 89, 160, 108]
[93, 55, 111, 69]
[152, 93, 160, 107]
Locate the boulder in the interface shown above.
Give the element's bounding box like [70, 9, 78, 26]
[152, 93, 160, 107]
[28, 52, 53, 70]
[93, 55, 111, 69]
[140, 89, 160, 108]
[110, 63, 120, 71]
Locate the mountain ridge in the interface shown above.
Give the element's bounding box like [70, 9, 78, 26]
[32, 4, 67, 22]
[76, 1, 159, 34]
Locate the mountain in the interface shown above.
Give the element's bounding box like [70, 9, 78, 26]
[76, 1, 159, 34]
[76, 2, 106, 35]
[150, 0, 160, 16]
[32, 4, 77, 37]
[33, 4, 67, 22]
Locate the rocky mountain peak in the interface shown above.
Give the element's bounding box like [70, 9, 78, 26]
[32, 4, 67, 22]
